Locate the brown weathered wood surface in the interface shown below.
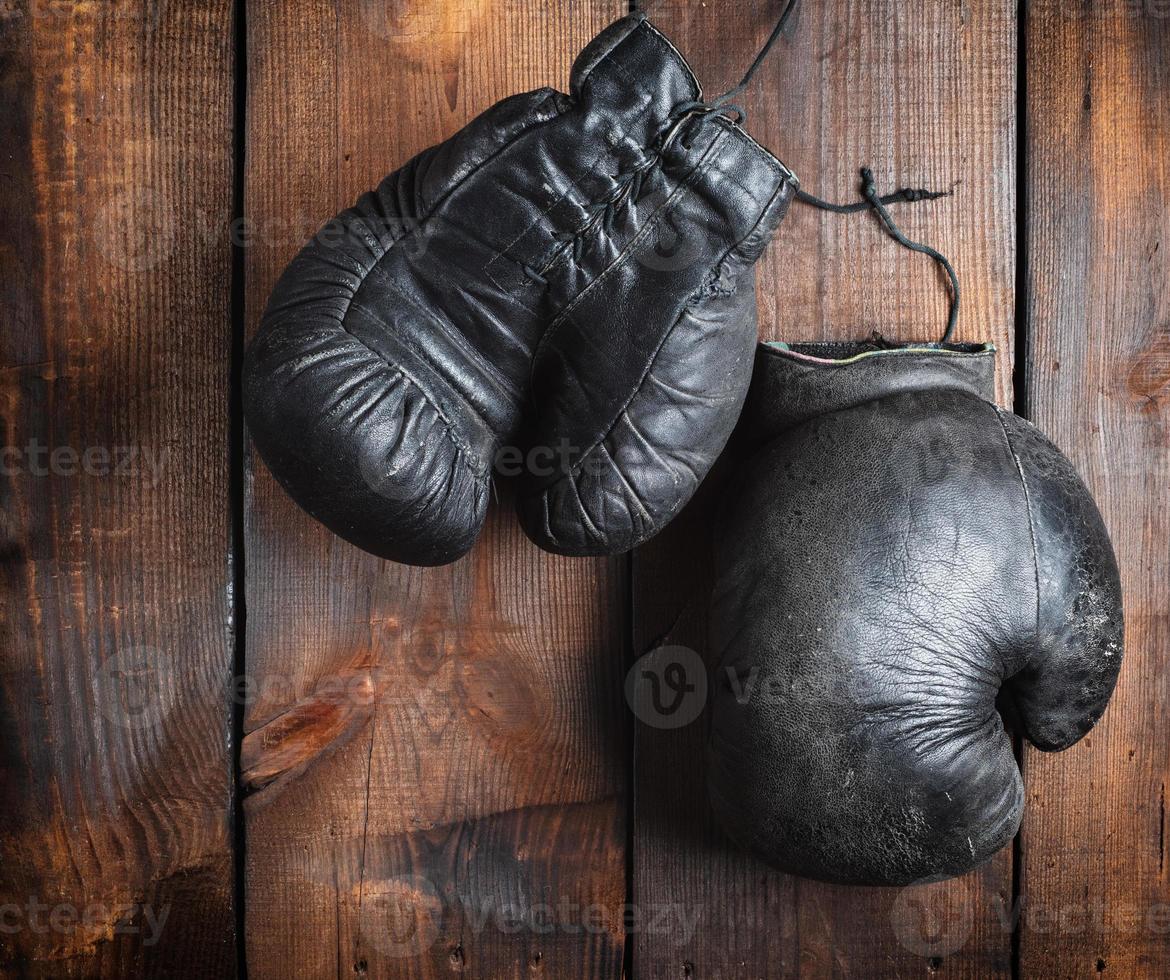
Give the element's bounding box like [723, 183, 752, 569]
[3, 0, 1169, 977]
[0, 1, 237, 976]
[1021, 3, 1170, 977]
[241, 2, 629, 978]
[631, 1, 1017, 977]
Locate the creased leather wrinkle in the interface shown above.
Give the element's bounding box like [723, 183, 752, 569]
[708, 341, 1124, 885]
[244, 13, 795, 564]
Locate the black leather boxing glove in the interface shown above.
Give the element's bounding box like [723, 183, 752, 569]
[707, 340, 1123, 885]
[244, 12, 796, 565]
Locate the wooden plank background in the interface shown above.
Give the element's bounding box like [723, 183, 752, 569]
[240, 3, 628, 978]
[2, 0, 1167, 977]
[1022, 2, 1170, 977]
[0, 1, 237, 977]
[631, 2, 1017, 977]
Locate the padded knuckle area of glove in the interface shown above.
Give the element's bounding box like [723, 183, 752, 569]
[996, 410, 1124, 751]
[245, 318, 492, 565]
[244, 87, 580, 564]
[517, 267, 758, 555]
[708, 369, 1122, 885]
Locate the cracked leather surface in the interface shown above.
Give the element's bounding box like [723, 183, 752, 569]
[708, 340, 1124, 885]
[243, 12, 795, 565]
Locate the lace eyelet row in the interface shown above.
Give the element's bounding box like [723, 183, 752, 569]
[522, 107, 710, 288]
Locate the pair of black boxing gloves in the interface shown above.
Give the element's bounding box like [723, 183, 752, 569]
[244, 12, 1123, 887]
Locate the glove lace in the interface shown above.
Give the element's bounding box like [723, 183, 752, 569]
[527, 0, 803, 284]
[526, 0, 962, 347]
[797, 169, 962, 344]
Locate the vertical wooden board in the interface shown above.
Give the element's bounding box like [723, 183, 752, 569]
[632, 0, 1018, 376]
[0, 2, 236, 977]
[632, 1, 1016, 977]
[1022, 3, 1170, 977]
[242, 3, 628, 978]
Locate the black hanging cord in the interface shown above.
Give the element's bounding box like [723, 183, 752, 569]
[670, 0, 801, 127]
[709, 0, 801, 111]
[795, 184, 950, 214]
[798, 168, 962, 344]
[660, 0, 962, 343]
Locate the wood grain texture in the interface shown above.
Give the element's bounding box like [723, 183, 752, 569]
[1021, 3, 1170, 977]
[5, 3, 1166, 977]
[242, 2, 628, 977]
[0, 1, 236, 977]
[631, 1, 1017, 977]
[630, 0, 1021, 392]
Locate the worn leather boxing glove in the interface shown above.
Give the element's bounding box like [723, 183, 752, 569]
[244, 12, 796, 565]
[708, 340, 1124, 885]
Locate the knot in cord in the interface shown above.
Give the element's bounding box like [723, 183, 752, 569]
[654, 0, 961, 345]
[797, 168, 962, 344]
